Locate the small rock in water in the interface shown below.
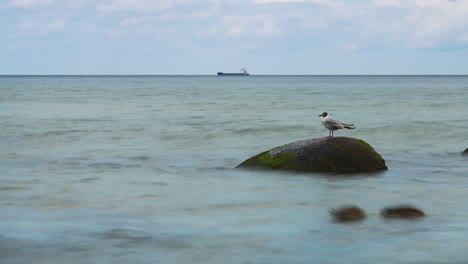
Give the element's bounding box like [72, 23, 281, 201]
[380, 205, 425, 219]
[330, 205, 367, 222]
[462, 148, 468, 155]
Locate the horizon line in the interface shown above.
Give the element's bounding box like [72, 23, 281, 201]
[1, 74, 468, 77]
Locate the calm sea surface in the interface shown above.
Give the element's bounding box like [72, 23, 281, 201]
[1, 75, 468, 263]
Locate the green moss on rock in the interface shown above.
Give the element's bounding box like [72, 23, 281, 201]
[259, 152, 297, 169]
[237, 151, 297, 170]
[359, 139, 372, 148]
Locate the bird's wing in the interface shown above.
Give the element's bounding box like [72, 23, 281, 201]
[339, 122, 354, 126]
[323, 117, 344, 130]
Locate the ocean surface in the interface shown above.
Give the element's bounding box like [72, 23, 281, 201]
[1, 75, 468, 264]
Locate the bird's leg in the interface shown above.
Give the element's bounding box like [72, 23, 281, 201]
[331, 130, 334, 137]
[328, 130, 331, 137]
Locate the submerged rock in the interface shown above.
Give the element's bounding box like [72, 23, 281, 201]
[236, 137, 387, 174]
[380, 206, 425, 219]
[330, 205, 367, 222]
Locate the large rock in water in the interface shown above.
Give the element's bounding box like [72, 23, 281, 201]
[236, 137, 387, 174]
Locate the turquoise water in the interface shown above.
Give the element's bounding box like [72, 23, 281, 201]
[1, 75, 468, 263]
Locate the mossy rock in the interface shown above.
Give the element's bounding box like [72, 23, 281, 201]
[236, 137, 387, 174]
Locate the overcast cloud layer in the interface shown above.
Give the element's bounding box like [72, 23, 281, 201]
[1, 0, 468, 74]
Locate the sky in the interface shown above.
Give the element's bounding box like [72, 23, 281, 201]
[1, 0, 468, 75]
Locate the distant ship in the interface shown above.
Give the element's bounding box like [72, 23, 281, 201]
[217, 68, 250, 76]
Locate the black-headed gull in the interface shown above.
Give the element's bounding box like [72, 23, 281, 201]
[319, 112, 355, 137]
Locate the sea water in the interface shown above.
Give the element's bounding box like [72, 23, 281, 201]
[1, 75, 468, 263]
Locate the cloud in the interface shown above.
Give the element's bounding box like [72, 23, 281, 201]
[243, 0, 468, 49]
[4, 0, 468, 51]
[6, 0, 54, 8]
[97, 0, 220, 13]
[97, 0, 172, 13]
[15, 16, 68, 37]
[256, 20, 282, 37]
[222, 14, 284, 38]
[47, 17, 67, 30]
[105, 28, 126, 38]
[118, 17, 144, 27]
[225, 25, 245, 37]
[365, 0, 468, 48]
[197, 26, 219, 38]
[370, 0, 401, 7]
[252, 0, 330, 4]
[5, 0, 91, 8]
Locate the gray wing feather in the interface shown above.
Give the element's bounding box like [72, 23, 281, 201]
[323, 118, 344, 130]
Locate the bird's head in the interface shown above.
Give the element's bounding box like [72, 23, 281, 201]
[319, 112, 328, 117]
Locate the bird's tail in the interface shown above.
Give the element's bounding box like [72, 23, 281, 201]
[342, 123, 355, 129]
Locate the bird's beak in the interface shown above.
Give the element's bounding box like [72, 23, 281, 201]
[318, 114, 323, 117]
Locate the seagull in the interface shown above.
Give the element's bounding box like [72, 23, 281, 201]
[319, 112, 355, 137]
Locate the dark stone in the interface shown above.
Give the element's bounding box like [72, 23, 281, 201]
[462, 148, 468, 155]
[236, 137, 387, 174]
[330, 205, 367, 222]
[380, 206, 425, 219]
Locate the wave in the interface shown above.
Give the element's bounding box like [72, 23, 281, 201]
[43, 130, 89, 136]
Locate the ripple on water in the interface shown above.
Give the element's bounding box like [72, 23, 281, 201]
[89, 162, 123, 169]
[77, 177, 100, 183]
[0, 186, 27, 191]
[93, 229, 193, 249]
[95, 228, 152, 244]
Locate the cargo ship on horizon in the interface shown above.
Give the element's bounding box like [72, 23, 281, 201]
[217, 68, 250, 76]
